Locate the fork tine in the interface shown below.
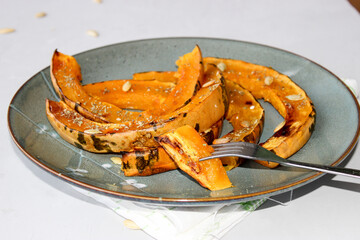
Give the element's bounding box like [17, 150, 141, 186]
[212, 142, 243, 148]
[211, 142, 253, 153]
[212, 149, 243, 155]
[200, 152, 241, 161]
[199, 141, 260, 161]
[212, 141, 254, 148]
[212, 145, 245, 151]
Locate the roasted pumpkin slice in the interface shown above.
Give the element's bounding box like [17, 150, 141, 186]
[50, 50, 141, 123]
[83, 80, 175, 110]
[151, 45, 204, 115]
[156, 125, 232, 191]
[205, 57, 316, 168]
[119, 119, 223, 176]
[133, 71, 178, 83]
[213, 79, 264, 170]
[46, 65, 226, 152]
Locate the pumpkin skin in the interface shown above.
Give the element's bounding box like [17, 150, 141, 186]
[46, 64, 227, 152]
[156, 125, 233, 191]
[204, 57, 316, 168]
[120, 147, 178, 177]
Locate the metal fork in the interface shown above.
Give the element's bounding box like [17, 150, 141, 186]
[200, 141, 360, 179]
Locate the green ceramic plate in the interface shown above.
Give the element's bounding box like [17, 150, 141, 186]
[8, 38, 360, 206]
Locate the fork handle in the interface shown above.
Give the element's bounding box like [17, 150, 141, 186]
[251, 144, 360, 179]
[277, 159, 360, 179]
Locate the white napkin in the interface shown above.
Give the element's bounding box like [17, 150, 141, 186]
[74, 185, 265, 240]
[73, 78, 358, 240]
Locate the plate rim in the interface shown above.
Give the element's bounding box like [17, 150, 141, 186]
[7, 37, 360, 205]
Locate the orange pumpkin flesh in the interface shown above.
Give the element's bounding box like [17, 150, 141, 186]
[149, 45, 204, 115]
[83, 80, 175, 111]
[133, 71, 178, 83]
[156, 125, 233, 191]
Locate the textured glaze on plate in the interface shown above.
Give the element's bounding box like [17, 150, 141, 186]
[8, 38, 360, 206]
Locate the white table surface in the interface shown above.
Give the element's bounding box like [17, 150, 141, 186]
[2, 0, 360, 239]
